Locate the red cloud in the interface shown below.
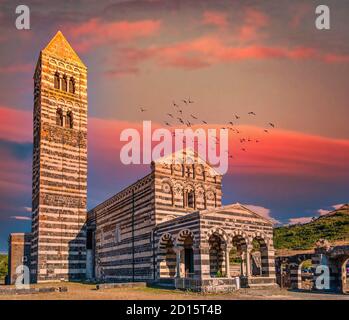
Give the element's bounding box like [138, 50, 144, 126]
[0, 107, 32, 142]
[107, 32, 349, 73]
[0, 64, 32, 74]
[202, 11, 229, 29]
[238, 8, 269, 41]
[65, 18, 161, 52]
[88, 118, 349, 179]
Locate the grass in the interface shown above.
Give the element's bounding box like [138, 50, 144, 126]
[274, 212, 349, 250]
[0, 254, 8, 281]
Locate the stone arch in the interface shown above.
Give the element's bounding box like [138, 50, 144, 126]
[207, 229, 227, 277]
[159, 232, 175, 250]
[176, 229, 196, 247]
[176, 229, 195, 277]
[250, 233, 270, 277]
[206, 227, 228, 243]
[158, 233, 176, 278]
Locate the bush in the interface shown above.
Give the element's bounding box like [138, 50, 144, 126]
[0, 255, 8, 280]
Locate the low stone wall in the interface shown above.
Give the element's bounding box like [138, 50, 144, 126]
[96, 282, 147, 290]
[174, 277, 239, 293]
[0, 286, 67, 295]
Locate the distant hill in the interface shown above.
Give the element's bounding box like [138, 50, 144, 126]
[274, 204, 349, 251]
[0, 254, 8, 281]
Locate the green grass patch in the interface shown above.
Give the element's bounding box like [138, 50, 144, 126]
[274, 212, 349, 250]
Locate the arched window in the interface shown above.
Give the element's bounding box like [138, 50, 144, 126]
[62, 75, 67, 91]
[56, 108, 63, 126]
[66, 111, 73, 129]
[69, 77, 75, 94]
[54, 72, 60, 89]
[188, 191, 195, 208]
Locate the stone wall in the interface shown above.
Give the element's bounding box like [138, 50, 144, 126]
[8, 233, 32, 285]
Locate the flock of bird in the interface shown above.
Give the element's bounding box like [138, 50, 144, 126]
[139, 98, 276, 159]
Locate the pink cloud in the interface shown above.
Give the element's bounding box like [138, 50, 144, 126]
[110, 36, 349, 73]
[202, 11, 229, 29]
[10, 216, 31, 221]
[323, 53, 349, 63]
[288, 216, 313, 225]
[290, 4, 311, 29]
[65, 18, 161, 52]
[243, 204, 280, 224]
[318, 209, 330, 216]
[0, 64, 32, 74]
[0, 107, 32, 142]
[238, 8, 269, 41]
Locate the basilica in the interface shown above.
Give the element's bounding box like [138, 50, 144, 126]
[7, 31, 277, 292]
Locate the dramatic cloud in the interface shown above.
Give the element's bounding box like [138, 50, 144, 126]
[0, 107, 32, 142]
[202, 11, 229, 29]
[10, 216, 31, 221]
[318, 203, 345, 216]
[288, 216, 313, 225]
[318, 209, 330, 216]
[238, 8, 269, 41]
[0, 64, 32, 74]
[243, 204, 280, 224]
[109, 37, 349, 73]
[65, 18, 161, 52]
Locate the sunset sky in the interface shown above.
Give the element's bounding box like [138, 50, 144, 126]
[0, 0, 348, 251]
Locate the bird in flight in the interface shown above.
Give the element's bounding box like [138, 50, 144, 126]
[248, 112, 256, 116]
[165, 122, 171, 126]
[188, 98, 194, 104]
[202, 120, 208, 124]
[173, 101, 178, 108]
[140, 107, 147, 112]
[177, 118, 184, 124]
[264, 129, 269, 133]
[269, 122, 275, 128]
[234, 114, 240, 120]
[167, 113, 173, 118]
[229, 121, 234, 126]
[182, 99, 188, 105]
[241, 148, 246, 152]
[190, 114, 198, 119]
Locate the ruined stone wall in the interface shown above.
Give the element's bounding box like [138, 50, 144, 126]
[8, 233, 32, 284]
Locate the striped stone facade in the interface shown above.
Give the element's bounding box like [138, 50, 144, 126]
[88, 150, 277, 290]
[87, 151, 223, 282]
[30, 31, 88, 283]
[154, 203, 276, 290]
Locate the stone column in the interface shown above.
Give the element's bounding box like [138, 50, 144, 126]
[246, 247, 252, 277]
[225, 246, 231, 278]
[175, 247, 182, 278]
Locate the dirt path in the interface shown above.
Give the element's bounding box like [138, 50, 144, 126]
[0, 283, 348, 300]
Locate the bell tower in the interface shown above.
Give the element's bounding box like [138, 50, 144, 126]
[31, 31, 88, 282]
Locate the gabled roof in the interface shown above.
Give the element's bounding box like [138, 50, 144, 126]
[201, 202, 274, 225]
[153, 147, 222, 177]
[41, 31, 86, 68]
